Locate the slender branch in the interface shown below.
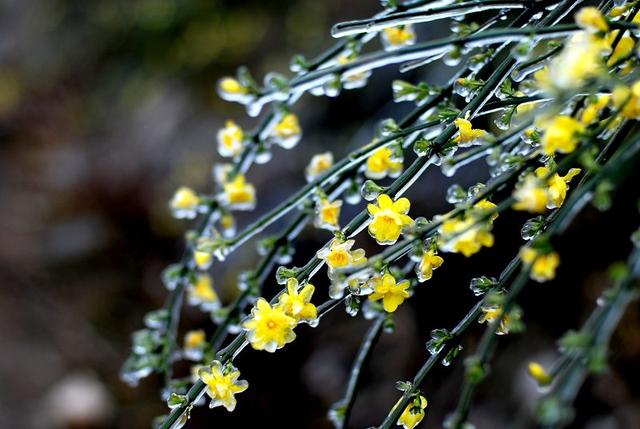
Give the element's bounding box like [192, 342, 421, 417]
[539, 248, 640, 429]
[377, 254, 522, 429]
[331, 0, 529, 38]
[331, 314, 386, 429]
[263, 24, 581, 103]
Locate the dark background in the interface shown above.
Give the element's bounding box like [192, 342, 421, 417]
[1, 1, 639, 428]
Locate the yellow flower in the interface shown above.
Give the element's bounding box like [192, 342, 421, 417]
[438, 215, 495, 257]
[397, 395, 428, 429]
[367, 194, 414, 245]
[540, 115, 585, 155]
[473, 199, 499, 222]
[315, 198, 342, 231]
[217, 120, 244, 158]
[368, 273, 410, 313]
[193, 250, 213, 270]
[416, 250, 444, 282]
[609, 5, 629, 18]
[535, 166, 581, 209]
[183, 330, 206, 360]
[219, 77, 247, 95]
[277, 278, 317, 323]
[581, 95, 610, 124]
[619, 60, 635, 76]
[305, 152, 333, 182]
[514, 90, 536, 115]
[222, 175, 256, 210]
[184, 329, 206, 349]
[612, 81, 640, 119]
[317, 239, 367, 273]
[243, 298, 297, 352]
[606, 31, 634, 66]
[520, 247, 560, 283]
[535, 32, 606, 92]
[217, 77, 252, 104]
[272, 113, 302, 149]
[365, 146, 403, 179]
[512, 175, 549, 213]
[188, 273, 219, 310]
[527, 361, 552, 386]
[533, 67, 551, 91]
[220, 213, 236, 237]
[479, 305, 516, 335]
[381, 25, 416, 50]
[170, 187, 200, 219]
[336, 54, 370, 89]
[200, 360, 248, 411]
[576, 7, 608, 33]
[453, 118, 487, 146]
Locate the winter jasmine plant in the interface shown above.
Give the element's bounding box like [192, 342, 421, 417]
[122, 2, 640, 429]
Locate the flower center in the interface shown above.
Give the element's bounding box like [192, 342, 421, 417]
[378, 213, 398, 227]
[328, 249, 349, 267]
[266, 319, 277, 329]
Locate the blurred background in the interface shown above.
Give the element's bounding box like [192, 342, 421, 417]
[1, 1, 640, 428]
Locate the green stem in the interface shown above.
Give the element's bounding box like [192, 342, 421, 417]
[333, 315, 386, 429]
[268, 23, 581, 101]
[377, 253, 522, 429]
[331, 0, 530, 38]
[540, 248, 640, 428]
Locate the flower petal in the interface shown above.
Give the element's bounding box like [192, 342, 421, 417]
[392, 197, 410, 214]
[378, 194, 393, 209]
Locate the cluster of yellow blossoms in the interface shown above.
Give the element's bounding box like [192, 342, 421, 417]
[242, 278, 317, 352]
[612, 80, 640, 120]
[513, 166, 581, 213]
[159, 6, 640, 425]
[170, 107, 304, 270]
[539, 115, 585, 156]
[534, 6, 614, 94]
[438, 199, 498, 257]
